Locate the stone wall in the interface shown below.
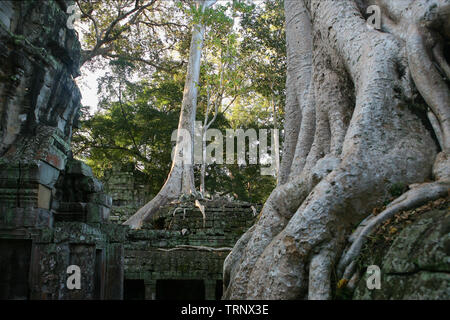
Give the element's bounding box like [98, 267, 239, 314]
[0, 0, 125, 300]
[0, 0, 81, 219]
[124, 199, 258, 300]
[0, 0, 258, 300]
[349, 197, 450, 300]
[0, 0, 81, 156]
[2, 0, 447, 302]
[102, 165, 151, 224]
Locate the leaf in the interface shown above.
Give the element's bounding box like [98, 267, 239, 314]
[389, 227, 398, 234]
[337, 279, 348, 289]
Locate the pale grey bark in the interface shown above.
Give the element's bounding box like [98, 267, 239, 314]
[224, 0, 449, 300]
[279, 0, 314, 184]
[271, 92, 280, 181]
[124, 0, 216, 229]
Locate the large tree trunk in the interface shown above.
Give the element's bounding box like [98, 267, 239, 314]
[224, 0, 450, 300]
[124, 0, 216, 229]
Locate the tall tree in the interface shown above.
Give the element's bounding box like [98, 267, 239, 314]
[75, 0, 187, 71]
[224, 0, 450, 299]
[72, 74, 181, 195]
[73, 0, 282, 207]
[124, 0, 217, 229]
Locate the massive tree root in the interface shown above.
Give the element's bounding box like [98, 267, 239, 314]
[224, 0, 450, 300]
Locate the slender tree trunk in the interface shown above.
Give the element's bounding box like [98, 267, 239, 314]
[224, 0, 450, 299]
[271, 90, 280, 182]
[200, 131, 206, 195]
[124, 0, 216, 229]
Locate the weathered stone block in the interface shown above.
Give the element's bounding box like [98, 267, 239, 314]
[0, 206, 53, 229]
[37, 184, 52, 210]
[66, 159, 93, 177]
[37, 161, 61, 188]
[88, 193, 112, 208]
[87, 203, 110, 223]
[53, 222, 107, 244]
[382, 209, 450, 274]
[79, 176, 103, 193]
[353, 205, 450, 300]
[99, 224, 129, 243]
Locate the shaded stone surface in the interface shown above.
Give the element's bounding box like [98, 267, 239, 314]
[2, 0, 447, 302]
[0, 0, 124, 300]
[353, 201, 450, 300]
[0, 239, 32, 299]
[0, 0, 81, 157]
[103, 164, 152, 224]
[124, 199, 258, 300]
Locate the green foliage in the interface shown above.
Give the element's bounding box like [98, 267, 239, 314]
[73, 0, 286, 204]
[238, 0, 286, 107]
[76, 0, 189, 72]
[203, 163, 276, 204]
[73, 72, 182, 195]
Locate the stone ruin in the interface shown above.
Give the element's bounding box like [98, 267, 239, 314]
[1, 0, 448, 302]
[123, 198, 257, 300]
[102, 164, 152, 224]
[0, 0, 257, 300]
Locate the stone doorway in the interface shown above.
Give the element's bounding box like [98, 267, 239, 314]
[155, 279, 205, 300]
[123, 279, 146, 300]
[0, 239, 32, 300]
[215, 280, 223, 300]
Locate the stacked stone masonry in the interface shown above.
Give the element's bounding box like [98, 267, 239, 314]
[1, 0, 447, 301]
[0, 0, 123, 300]
[103, 164, 151, 224]
[124, 200, 257, 300]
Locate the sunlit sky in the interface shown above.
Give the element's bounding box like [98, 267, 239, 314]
[74, 0, 267, 114]
[77, 68, 104, 113]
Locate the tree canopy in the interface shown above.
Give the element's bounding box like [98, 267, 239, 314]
[72, 0, 285, 204]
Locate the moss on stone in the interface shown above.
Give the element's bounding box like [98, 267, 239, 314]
[352, 197, 450, 300]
